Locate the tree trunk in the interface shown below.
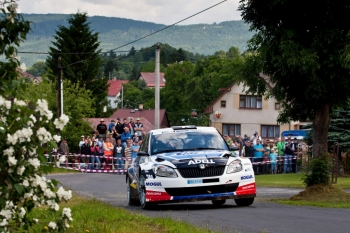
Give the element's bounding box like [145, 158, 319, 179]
[312, 103, 330, 157]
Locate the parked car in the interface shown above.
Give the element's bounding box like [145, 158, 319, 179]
[281, 129, 310, 141]
[126, 125, 256, 209]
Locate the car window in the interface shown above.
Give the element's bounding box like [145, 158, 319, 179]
[150, 131, 229, 155]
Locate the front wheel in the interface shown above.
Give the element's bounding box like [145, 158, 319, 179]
[234, 197, 254, 206]
[212, 199, 226, 205]
[138, 175, 157, 209]
[127, 177, 139, 206]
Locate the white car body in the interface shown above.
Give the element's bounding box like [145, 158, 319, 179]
[126, 126, 256, 209]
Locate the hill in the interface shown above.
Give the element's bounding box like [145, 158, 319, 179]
[19, 14, 254, 67]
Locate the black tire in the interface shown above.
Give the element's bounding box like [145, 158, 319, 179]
[212, 199, 226, 205]
[234, 197, 254, 206]
[126, 177, 139, 206]
[138, 175, 157, 209]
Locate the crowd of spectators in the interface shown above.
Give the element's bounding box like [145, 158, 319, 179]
[224, 131, 305, 174]
[55, 117, 145, 173]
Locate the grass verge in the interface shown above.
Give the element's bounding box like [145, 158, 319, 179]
[274, 184, 350, 208]
[255, 173, 350, 189]
[25, 195, 215, 233]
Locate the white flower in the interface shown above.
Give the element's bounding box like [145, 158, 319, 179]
[55, 161, 60, 167]
[48, 221, 57, 229]
[56, 187, 72, 201]
[8, 3, 18, 13]
[3, 147, 14, 157]
[59, 155, 66, 163]
[27, 121, 34, 127]
[7, 133, 18, 145]
[0, 33, 3, 40]
[4, 100, 11, 109]
[0, 116, 6, 123]
[0, 218, 8, 226]
[22, 180, 29, 187]
[35, 99, 53, 120]
[36, 127, 52, 143]
[33, 218, 38, 223]
[7, 156, 17, 166]
[17, 166, 25, 175]
[18, 207, 26, 218]
[62, 208, 73, 221]
[14, 98, 26, 106]
[29, 114, 36, 123]
[53, 135, 61, 143]
[0, 209, 12, 220]
[53, 203, 59, 211]
[54, 114, 69, 130]
[28, 158, 40, 169]
[44, 189, 55, 198]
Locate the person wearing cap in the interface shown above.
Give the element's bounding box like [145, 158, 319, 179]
[251, 131, 262, 145]
[134, 118, 144, 138]
[79, 135, 85, 154]
[96, 119, 108, 140]
[108, 119, 116, 132]
[242, 134, 250, 144]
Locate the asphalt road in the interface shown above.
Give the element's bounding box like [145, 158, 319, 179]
[47, 173, 350, 233]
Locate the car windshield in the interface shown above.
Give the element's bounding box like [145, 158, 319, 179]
[150, 131, 229, 155]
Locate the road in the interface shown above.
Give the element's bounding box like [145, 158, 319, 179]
[47, 173, 350, 233]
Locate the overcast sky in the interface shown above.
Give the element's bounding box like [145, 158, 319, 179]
[18, 0, 242, 25]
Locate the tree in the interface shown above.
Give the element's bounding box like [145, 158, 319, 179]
[0, 1, 72, 231]
[104, 59, 118, 78]
[238, 0, 350, 160]
[46, 12, 107, 116]
[27, 60, 47, 77]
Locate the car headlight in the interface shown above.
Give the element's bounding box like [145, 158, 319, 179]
[226, 159, 243, 174]
[152, 164, 178, 177]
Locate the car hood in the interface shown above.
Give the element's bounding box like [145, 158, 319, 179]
[152, 150, 231, 168]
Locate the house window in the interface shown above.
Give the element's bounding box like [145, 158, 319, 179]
[222, 124, 241, 137]
[221, 101, 226, 108]
[275, 103, 280, 110]
[261, 125, 280, 138]
[239, 95, 262, 109]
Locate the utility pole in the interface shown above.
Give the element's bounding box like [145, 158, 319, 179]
[154, 43, 160, 129]
[57, 57, 62, 118]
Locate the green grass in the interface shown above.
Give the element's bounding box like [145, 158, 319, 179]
[255, 173, 350, 189]
[25, 195, 216, 233]
[48, 167, 81, 174]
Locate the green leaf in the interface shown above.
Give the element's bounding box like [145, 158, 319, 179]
[14, 184, 25, 195]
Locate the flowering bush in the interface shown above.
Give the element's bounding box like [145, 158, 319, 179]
[0, 1, 73, 232]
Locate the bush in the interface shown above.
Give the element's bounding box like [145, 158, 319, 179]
[302, 154, 331, 187]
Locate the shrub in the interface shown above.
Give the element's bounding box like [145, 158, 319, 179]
[302, 154, 331, 187]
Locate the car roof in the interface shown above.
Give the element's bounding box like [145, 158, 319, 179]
[150, 125, 219, 135]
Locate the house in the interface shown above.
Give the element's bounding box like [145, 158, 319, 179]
[85, 108, 170, 133]
[21, 71, 42, 83]
[204, 78, 298, 140]
[107, 78, 129, 108]
[138, 72, 166, 88]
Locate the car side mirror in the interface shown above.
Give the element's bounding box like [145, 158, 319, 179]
[137, 151, 149, 157]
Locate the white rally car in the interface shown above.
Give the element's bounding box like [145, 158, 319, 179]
[126, 126, 256, 209]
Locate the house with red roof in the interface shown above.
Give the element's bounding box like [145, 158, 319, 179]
[107, 78, 129, 108]
[138, 72, 166, 88]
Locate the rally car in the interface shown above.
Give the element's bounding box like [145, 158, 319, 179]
[126, 125, 256, 209]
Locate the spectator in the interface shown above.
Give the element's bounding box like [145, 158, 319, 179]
[269, 149, 278, 174]
[292, 137, 299, 172]
[124, 137, 133, 171]
[96, 136, 105, 167]
[79, 135, 85, 153]
[223, 135, 232, 145]
[253, 138, 264, 174]
[139, 130, 147, 140]
[242, 134, 250, 144]
[232, 140, 241, 157]
[58, 138, 70, 167]
[131, 138, 141, 164]
[251, 131, 262, 145]
[80, 139, 91, 169]
[89, 140, 101, 170]
[284, 138, 295, 173]
[127, 117, 136, 138]
[115, 117, 124, 140]
[108, 119, 116, 132]
[113, 138, 125, 172]
[262, 142, 269, 174]
[107, 130, 117, 147]
[276, 137, 286, 173]
[134, 118, 144, 139]
[96, 119, 108, 140]
[103, 137, 114, 170]
[243, 140, 254, 161]
[121, 127, 131, 146]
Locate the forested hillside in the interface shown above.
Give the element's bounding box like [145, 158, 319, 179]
[19, 14, 254, 66]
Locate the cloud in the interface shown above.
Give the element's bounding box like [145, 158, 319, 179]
[18, 0, 242, 25]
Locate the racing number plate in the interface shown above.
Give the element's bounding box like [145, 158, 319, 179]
[187, 179, 203, 184]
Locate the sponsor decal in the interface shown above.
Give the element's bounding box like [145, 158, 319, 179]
[188, 159, 215, 165]
[187, 179, 203, 184]
[235, 182, 257, 195]
[245, 168, 252, 172]
[241, 175, 254, 180]
[243, 163, 251, 166]
[145, 190, 172, 202]
[242, 184, 255, 190]
[145, 182, 162, 186]
[146, 192, 162, 195]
